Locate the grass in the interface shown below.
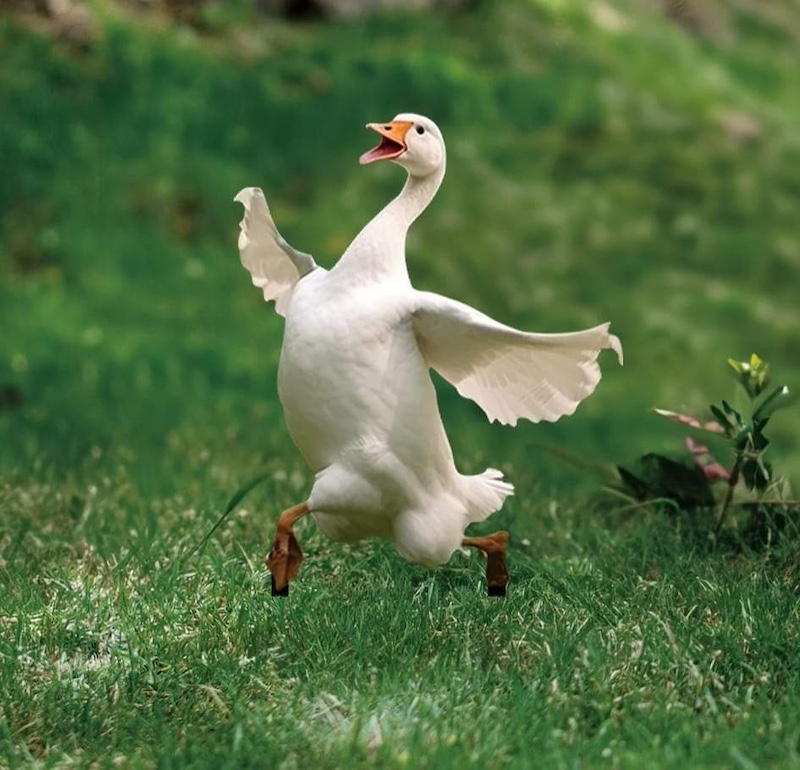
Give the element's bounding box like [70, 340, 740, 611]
[2, 0, 800, 766]
[2, 472, 799, 768]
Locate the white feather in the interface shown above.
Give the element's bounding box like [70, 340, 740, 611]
[412, 292, 623, 426]
[234, 187, 317, 316]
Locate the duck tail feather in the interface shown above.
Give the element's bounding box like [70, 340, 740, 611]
[463, 468, 514, 524]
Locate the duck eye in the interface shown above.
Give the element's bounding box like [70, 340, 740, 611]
[415, 125, 425, 135]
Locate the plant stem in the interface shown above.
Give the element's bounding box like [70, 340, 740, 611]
[715, 454, 742, 535]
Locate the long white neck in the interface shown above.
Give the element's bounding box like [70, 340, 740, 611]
[334, 162, 446, 283]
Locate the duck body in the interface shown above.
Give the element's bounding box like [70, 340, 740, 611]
[279, 194, 509, 566]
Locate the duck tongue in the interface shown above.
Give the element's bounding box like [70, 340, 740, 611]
[359, 135, 405, 165]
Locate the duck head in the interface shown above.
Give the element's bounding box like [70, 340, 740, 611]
[359, 113, 445, 178]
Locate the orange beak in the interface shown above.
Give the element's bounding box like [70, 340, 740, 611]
[359, 121, 414, 165]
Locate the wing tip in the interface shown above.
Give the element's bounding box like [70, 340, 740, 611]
[233, 187, 264, 206]
[608, 331, 624, 365]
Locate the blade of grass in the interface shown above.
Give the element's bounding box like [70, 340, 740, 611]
[182, 473, 270, 563]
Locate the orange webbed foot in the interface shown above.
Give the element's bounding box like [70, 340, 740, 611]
[462, 531, 510, 597]
[266, 531, 303, 595]
[265, 502, 309, 597]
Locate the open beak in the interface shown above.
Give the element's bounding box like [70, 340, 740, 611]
[359, 120, 413, 165]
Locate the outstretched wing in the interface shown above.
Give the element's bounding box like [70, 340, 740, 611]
[234, 187, 317, 317]
[411, 291, 623, 426]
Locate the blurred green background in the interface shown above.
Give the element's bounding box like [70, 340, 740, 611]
[2, 0, 800, 498]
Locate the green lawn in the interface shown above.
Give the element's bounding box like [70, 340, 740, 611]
[1, 0, 800, 766]
[2, 474, 799, 768]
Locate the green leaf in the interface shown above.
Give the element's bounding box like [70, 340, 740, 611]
[753, 385, 794, 422]
[742, 455, 772, 492]
[709, 404, 735, 437]
[617, 465, 648, 499]
[721, 400, 742, 424]
[617, 454, 715, 508]
[733, 424, 754, 451]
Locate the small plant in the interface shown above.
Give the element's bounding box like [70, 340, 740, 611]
[616, 354, 795, 536]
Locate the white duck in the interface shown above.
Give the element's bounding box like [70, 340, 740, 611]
[235, 113, 622, 596]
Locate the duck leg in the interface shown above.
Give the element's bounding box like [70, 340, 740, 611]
[462, 531, 510, 597]
[266, 501, 309, 596]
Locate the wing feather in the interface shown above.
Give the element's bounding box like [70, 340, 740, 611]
[412, 291, 623, 426]
[234, 187, 317, 316]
